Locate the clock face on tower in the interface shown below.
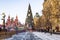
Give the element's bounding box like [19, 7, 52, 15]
[29, 10, 30, 12]
[28, 14, 30, 16]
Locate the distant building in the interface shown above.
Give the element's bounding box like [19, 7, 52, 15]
[34, 13, 40, 30]
[5, 15, 22, 31]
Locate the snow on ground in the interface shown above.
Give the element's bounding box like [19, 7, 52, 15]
[5, 32, 60, 40]
[5, 32, 42, 40]
[33, 32, 60, 40]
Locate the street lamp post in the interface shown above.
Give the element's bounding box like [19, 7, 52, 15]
[2, 13, 6, 31]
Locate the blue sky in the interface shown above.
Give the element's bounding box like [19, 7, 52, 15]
[0, 0, 44, 24]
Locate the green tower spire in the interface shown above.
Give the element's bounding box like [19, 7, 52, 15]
[25, 4, 34, 30]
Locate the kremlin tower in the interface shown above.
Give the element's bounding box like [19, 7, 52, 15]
[25, 4, 34, 30]
[6, 15, 11, 27]
[5, 15, 22, 31]
[14, 15, 19, 26]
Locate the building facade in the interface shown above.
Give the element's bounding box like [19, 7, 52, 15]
[34, 13, 40, 30]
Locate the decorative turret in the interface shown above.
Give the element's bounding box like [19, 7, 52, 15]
[34, 13, 40, 18]
[25, 4, 34, 30]
[11, 17, 14, 24]
[6, 15, 11, 27]
[7, 15, 11, 23]
[15, 15, 18, 26]
[34, 13, 40, 30]
[34, 13, 40, 24]
[15, 15, 18, 22]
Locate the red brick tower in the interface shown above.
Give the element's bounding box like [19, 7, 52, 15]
[14, 15, 18, 26]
